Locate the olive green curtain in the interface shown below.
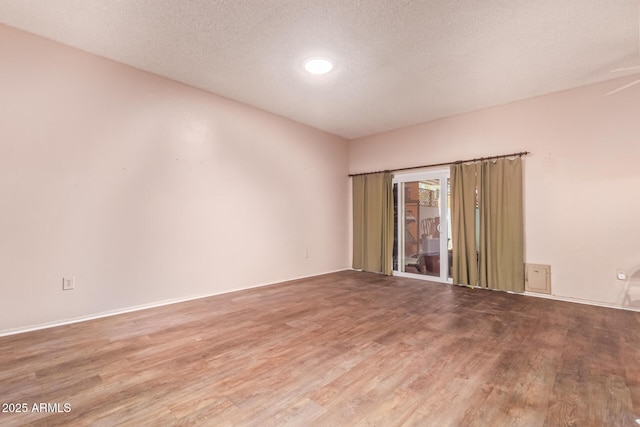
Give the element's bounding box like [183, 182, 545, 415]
[479, 158, 524, 291]
[451, 163, 481, 286]
[352, 172, 394, 275]
[451, 158, 524, 292]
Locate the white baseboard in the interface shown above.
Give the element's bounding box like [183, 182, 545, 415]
[0, 268, 350, 337]
[4, 268, 634, 337]
[522, 291, 640, 313]
[446, 279, 640, 313]
[389, 268, 640, 313]
[448, 280, 640, 313]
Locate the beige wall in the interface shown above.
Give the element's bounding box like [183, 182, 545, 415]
[350, 77, 640, 309]
[0, 25, 350, 333]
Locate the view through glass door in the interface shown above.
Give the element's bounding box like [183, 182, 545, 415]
[393, 170, 452, 283]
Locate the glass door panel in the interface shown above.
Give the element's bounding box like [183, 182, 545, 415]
[404, 179, 441, 277]
[393, 171, 451, 283]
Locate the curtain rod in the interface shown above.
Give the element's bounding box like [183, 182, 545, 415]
[348, 151, 530, 177]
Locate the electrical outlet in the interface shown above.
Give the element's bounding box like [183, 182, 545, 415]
[62, 277, 75, 290]
[616, 269, 627, 281]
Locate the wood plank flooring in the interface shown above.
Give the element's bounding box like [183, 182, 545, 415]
[1, 270, 639, 426]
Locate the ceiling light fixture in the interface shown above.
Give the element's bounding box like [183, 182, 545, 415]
[304, 57, 333, 75]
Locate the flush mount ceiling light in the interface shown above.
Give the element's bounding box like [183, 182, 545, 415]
[304, 57, 333, 75]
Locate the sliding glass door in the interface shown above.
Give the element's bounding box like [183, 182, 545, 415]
[393, 170, 452, 283]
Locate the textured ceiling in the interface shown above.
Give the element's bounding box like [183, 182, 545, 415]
[0, 0, 638, 139]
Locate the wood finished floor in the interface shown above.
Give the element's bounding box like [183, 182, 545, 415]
[1, 270, 639, 426]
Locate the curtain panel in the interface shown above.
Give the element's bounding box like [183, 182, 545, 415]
[352, 172, 394, 275]
[451, 163, 481, 286]
[451, 158, 524, 292]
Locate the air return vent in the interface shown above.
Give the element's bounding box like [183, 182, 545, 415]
[525, 264, 551, 294]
